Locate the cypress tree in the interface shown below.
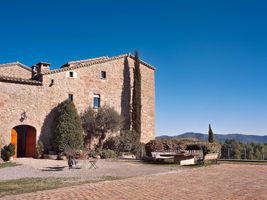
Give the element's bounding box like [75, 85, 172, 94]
[132, 50, 142, 141]
[54, 100, 84, 153]
[208, 124, 215, 143]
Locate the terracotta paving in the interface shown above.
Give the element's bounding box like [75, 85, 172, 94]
[2, 164, 267, 200]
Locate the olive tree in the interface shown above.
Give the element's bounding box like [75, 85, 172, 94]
[81, 106, 122, 149]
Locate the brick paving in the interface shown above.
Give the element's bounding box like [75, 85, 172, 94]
[2, 164, 267, 200]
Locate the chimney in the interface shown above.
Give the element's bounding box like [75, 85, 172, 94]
[32, 62, 51, 81]
[35, 62, 51, 74]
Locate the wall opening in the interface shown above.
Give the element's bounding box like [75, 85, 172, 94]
[11, 125, 36, 158]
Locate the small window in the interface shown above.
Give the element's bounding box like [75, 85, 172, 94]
[69, 71, 74, 77]
[68, 94, 73, 102]
[100, 71, 106, 79]
[93, 94, 100, 108]
[66, 71, 77, 78]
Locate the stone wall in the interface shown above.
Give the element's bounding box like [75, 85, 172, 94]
[0, 55, 155, 150]
[0, 82, 44, 146]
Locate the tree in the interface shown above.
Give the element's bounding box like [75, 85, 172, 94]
[53, 100, 84, 153]
[81, 107, 96, 149]
[81, 106, 121, 149]
[208, 124, 215, 143]
[132, 50, 142, 142]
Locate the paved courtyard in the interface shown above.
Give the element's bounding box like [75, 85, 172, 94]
[2, 163, 267, 200]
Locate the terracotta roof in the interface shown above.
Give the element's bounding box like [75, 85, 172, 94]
[44, 53, 155, 75]
[128, 54, 155, 70]
[0, 61, 32, 72]
[0, 75, 42, 86]
[61, 56, 109, 68]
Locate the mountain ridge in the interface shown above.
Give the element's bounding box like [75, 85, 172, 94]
[156, 132, 267, 143]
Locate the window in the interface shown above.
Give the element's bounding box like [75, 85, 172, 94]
[69, 71, 74, 77]
[93, 94, 100, 108]
[100, 71, 106, 79]
[66, 71, 77, 78]
[68, 94, 73, 102]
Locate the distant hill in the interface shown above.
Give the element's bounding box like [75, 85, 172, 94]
[157, 132, 267, 144]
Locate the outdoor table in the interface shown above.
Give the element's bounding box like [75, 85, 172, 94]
[88, 159, 98, 169]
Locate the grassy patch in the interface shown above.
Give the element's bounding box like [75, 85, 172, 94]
[0, 176, 122, 197]
[0, 162, 20, 169]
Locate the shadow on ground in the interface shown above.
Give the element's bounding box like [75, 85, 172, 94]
[41, 166, 65, 172]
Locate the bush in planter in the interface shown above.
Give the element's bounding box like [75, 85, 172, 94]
[1, 143, 15, 161]
[202, 142, 221, 155]
[186, 142, 221, 156]
[161, 139, 186, 151]
[145, 139, 187, 157]
[36, 140, 44, 158]
[145, 140, 164, 157]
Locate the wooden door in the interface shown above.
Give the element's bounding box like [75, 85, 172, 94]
[11, 129, 18, 158]
[25, 127, 36, 157]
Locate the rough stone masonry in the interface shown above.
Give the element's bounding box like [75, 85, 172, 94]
[0, 53, 155, 154]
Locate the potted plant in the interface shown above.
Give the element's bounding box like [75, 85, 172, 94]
[2, 143, 15, 161]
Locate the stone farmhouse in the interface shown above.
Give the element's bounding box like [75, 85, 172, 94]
[0, 53, 155, 157]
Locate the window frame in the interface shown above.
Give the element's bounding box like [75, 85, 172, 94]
[68, 94, 73, 102]
[93, 94, 100, 108]
[69, 71, 74, 78]
[100, 71, 106, 80]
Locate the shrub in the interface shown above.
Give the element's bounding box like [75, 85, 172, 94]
[88, 150, 100, 158]
[119, 130, 140, 154]
[99, 149, 117, 159]
[54, 100, 84, 153]
[87, 149, 117, 159]
[103, 130, 141, 156]
[62, 148, 88, 160]
[75, 149, 88, 160]
[103, 136, 121, 154]
[1, 143, 15, 161]
[36, 141, 44, 158]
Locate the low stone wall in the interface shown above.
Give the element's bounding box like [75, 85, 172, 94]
[204, 153, 219, 161]
[180, 158, 196, 165]
[174, 155, 195, 165]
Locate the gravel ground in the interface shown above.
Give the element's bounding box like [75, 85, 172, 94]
[0, 158, 183, 181]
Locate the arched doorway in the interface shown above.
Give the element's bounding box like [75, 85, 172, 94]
[11, 125, 36, 158]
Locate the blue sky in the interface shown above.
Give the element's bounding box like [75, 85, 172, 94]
[1, 0, 267, 136]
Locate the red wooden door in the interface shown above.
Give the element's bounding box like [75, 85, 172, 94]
[25, 127, 36, 157]
[11, 129, 18, 158]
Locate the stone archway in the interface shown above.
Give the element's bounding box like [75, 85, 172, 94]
[11, 125, 36, 158]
